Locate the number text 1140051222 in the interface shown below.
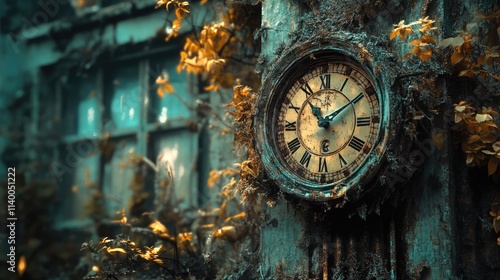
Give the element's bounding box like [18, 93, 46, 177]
[7, 167, 17, 273]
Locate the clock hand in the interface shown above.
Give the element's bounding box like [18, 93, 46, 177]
[307, 101, 325, 125]
[319, 94, 362, 127]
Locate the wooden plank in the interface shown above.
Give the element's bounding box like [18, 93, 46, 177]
[260, 0, 318, 278]
[260, 201, 313, 278]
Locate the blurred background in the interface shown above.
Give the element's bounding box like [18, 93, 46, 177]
[0, 1, 261, 279]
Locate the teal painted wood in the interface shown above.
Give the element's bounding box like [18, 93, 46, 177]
[258, 0, 465, 279]
[260, 1, 317, 278]
[260, 202, 315, 278]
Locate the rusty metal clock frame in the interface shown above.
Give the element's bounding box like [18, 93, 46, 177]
[255, 41, 390, 203]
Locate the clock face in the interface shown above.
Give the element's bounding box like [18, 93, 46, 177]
[256, 48, 387, 201]
[276, 61, 380, 185]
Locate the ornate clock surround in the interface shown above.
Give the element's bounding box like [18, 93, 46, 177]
[255, 40, 391, 204]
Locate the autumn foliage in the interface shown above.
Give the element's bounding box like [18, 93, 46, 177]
[390, 17, 436, 61]
[452, 102, 500, 175]
[155, 0, 260, 94]
[391, 7, 500, 246]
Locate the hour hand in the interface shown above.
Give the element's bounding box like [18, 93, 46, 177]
[320, 95, 361, 127]
[307, 101, 324, 124]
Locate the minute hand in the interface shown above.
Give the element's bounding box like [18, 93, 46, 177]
[320, 94, 363, 126]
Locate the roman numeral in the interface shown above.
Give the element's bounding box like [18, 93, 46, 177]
[340, 78, 348, 92]
[352, 93, 364, 104]
[339, 154, 347, 168]
[318, 157, 328, 173]
[349, 136, 365, 152]
[285, 121, 297, 131]
[287, 138, 301, 154]
[300, 82, 314, 96]
[356, 117, 370, 127]
[289, 103, 300, 114]
[299, 151, 311, 167]
[320, 74, 331, 89]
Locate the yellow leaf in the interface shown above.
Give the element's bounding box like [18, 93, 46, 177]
[432, 130, 444, 150]
[18, 256, 26, 277]
[409, 39, 421, 46]
[207, 170, 222, 187]
[155, 0, 167, 9]
[420, 35, 435, 44]
[389, 30, 397, 40]
[458, 69, 471, 77]
[399, 27, 412, 40]
[100, 237, 113, 244]
[481, 134, 497, 144]
[455, 103, 467, 112]
[493, 217, 500, 233]
[419, 48, 432, 61]
[475, 113, 492, 123]
[175, 6, 188, 20]
[477, 55, 486, 65]
[204, 84, 218, 92]
[490, 203, 500, 217]
[224, 212, 246, 223]
[466, 153, 474, 165]
[223, 177, 237, 190]
[213, 225, 237, 240]
[177, 232, 192, 243]
[391, 20, 413, 41]
[439, 36, 464, 47]
[107, 247, 127, 254]
[153, 259, 164, 264]
[483, 150, 496, 155]
[157, 88, 165, 98]
[149, 220, 168, 234]
[413, 110, 425, 120]
[467, 135, 481, 143]
[451, 50, 464, 65]
[162, 83, 174, 94]
[176, 63, 183, 73]
[489, 157, 500, 176]
[493, 141, 500, 152]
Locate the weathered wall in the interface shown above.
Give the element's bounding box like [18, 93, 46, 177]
[259, 0, 500, 279]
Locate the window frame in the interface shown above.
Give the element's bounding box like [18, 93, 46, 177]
[53, 45, 201, 226]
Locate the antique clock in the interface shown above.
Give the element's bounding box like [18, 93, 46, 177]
[255, 41, 389, 203]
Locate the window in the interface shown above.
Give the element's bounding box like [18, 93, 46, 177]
[54, 48, 199, 227]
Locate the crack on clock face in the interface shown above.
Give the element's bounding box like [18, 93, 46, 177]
[317, 90, 335, 109]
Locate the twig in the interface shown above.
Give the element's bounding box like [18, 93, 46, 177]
[142, 156, 158, 173]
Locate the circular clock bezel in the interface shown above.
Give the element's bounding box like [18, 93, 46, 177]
[255, 41, 390, 203]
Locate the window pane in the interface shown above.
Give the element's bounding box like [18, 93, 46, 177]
[102, 137, 138, 216]
[78, 96, 100, 136]
[106, 63, 141, 130]
[148, 54, 192, 124]
[150, 129, 198, 209]
[57, 142, 99, 221]
[62, 73, 100, 136]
